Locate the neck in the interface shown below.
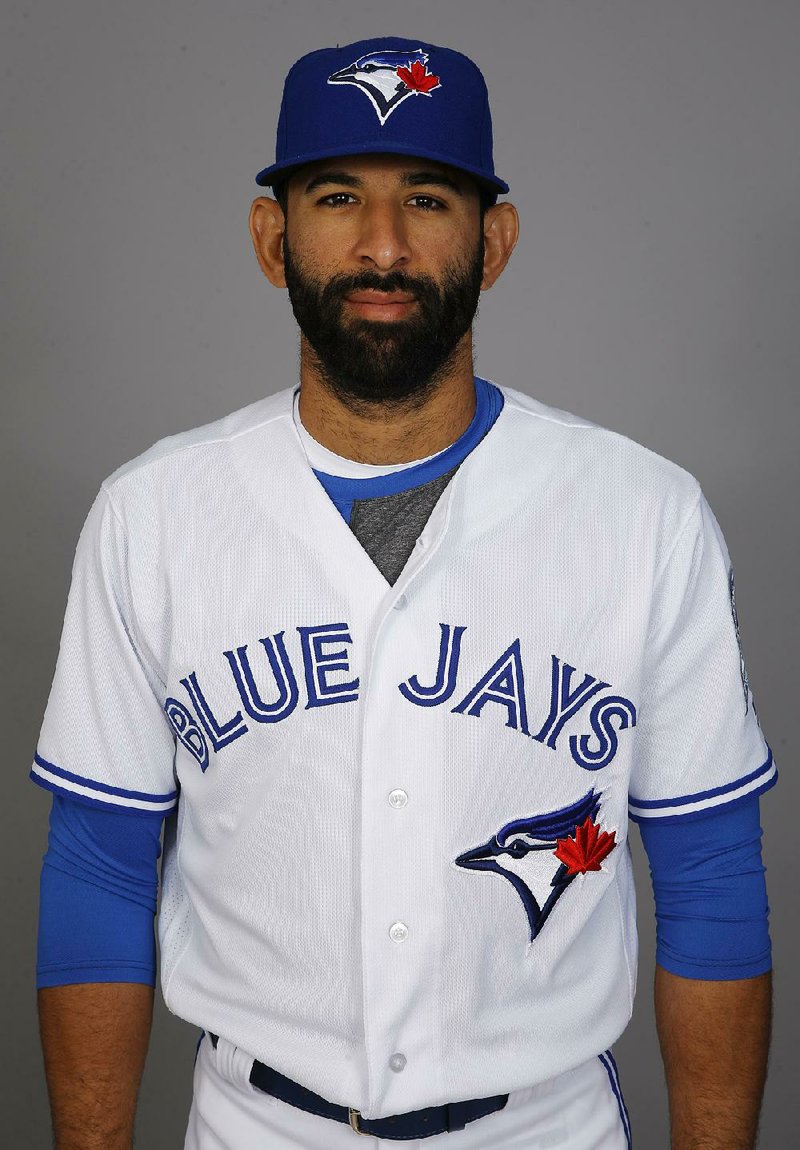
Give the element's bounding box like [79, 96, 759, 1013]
[296, 333, 477, 464]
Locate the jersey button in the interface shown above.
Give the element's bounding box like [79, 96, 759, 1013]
[389, 1053, 407, 1073]
[394, 594, 408, 610]
[388, 789, 408, 809]
[389, 921, 409, 943]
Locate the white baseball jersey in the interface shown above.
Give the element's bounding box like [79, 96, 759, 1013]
[32, 383, 774, 1120]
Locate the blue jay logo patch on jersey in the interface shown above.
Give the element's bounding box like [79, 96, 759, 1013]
[328, 48, 442, 125]
[455, 790, 617, 946]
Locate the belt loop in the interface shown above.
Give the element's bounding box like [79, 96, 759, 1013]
[446, 1101, 468, 1132]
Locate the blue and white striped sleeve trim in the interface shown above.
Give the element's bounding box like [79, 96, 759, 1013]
[30, 753, 178, 814]
[628, 747, 776, 823]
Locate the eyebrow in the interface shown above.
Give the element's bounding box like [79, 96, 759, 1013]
[303, 169, 466, 197]
[400, 171, 465, 197]
[304, 171, 362, 193]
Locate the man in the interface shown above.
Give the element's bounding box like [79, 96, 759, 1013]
[34, 38, 775, 1150]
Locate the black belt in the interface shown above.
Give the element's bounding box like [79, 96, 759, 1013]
[207, 1033, 508, 1139]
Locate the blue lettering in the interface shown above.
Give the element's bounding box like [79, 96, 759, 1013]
[399, 624, 466, 707]
[452, 639, 530, 734]
[569, 696, 637, 770]
[298, 623, 360, 709]
[180, 671, 248, 751]
[225, 633, 299, 723]
[533, 657, 608, 750]
[164, 697, 209, 771]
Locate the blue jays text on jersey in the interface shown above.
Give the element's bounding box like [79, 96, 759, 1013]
[164, 622, 637, 777]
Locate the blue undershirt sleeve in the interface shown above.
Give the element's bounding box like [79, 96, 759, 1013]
[37, 793, 164, 989]
[639, 794, 771, 980]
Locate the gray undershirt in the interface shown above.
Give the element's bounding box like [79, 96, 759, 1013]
[348, 466, 459, 585]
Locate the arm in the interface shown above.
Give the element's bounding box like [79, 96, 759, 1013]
[39, 982, 154, 1150]
[36, 795, 164, 1149]
[655, 966, 771, 1150]
[638, 797, 773, 1147]
[31, 489, 175, 1146]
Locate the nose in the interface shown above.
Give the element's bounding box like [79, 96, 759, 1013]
[354, 201, 411, 271]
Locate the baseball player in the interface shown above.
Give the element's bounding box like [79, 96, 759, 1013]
[33, 38, 775, 1150]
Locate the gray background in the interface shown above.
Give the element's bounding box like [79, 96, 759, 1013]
[3, 1, 798, 1144]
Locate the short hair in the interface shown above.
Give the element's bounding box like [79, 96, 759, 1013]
[273, 179, 288, 214]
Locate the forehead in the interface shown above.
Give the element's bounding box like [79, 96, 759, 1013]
[287, 153, 479, 196]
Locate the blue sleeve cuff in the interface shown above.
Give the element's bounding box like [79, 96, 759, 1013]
[37, 795, 164, 989]
[37, 962, 157, 989]
[655, 947, 772, 982]
[639, 793, 772, 981]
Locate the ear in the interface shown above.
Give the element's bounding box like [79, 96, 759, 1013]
[480, 202, 520, 291]
[249, 197, 287, 287]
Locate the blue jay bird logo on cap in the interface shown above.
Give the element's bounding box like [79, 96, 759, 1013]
[328, 48, 442, 125]
[455, 790, 617, 946]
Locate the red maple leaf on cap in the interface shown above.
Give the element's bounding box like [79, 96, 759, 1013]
[396, 60, 441, 95]
[554, 817, 617, 876]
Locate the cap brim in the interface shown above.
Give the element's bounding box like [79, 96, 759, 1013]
[255, 140, 509, 196]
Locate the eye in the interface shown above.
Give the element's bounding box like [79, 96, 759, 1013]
[505, 839, 528, 859]
[407, 194, 446, 211]
[318, 192, 358, 207]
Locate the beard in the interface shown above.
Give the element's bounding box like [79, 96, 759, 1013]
[282, 233, 484, 407]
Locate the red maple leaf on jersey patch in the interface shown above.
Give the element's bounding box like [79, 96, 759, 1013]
[396, 61, 441, 95]
[554, 817, 617, 876]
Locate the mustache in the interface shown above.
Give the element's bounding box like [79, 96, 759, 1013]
[321, 269, 440, 303]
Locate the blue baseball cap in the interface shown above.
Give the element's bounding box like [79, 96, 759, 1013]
[255, 38, 509, 199]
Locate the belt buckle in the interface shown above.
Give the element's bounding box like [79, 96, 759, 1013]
[348, 1107, 370, 1136]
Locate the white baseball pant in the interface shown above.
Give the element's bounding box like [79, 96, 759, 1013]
[184, 1035, 632, 1149]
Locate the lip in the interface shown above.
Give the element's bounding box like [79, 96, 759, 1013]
[344, 291, 417, 320]
[345, 291, 416, 305]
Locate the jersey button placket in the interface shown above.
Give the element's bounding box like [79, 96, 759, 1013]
[359, 517, 451, 1114]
